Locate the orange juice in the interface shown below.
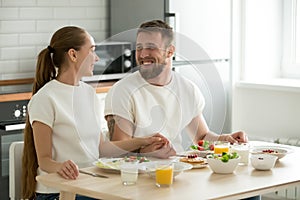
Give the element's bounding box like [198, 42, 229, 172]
[214, 141, 230, 154]
[214, 146, 229, 154]
[155, 165, 173, 187]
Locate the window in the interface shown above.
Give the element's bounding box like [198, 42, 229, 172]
[241, 0, 282, 81]
[281, 0, 300, 78]
[296, 1, 300, 63]
[240, 0, 300, 81]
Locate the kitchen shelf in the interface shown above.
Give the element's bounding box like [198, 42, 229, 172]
[0, 80, 116, 102]
[173, 59, 230, 66]
[0, 78, 34, 86]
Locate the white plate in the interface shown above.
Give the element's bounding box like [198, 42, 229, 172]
[190, 162, 208, 169]
[93, 158, 123, 173]
[143, 161, 193, 178]
[93, 157, 151, 173]
[177, 157, 208, 169]
[184, 150, 213, 158]
[176, 151, 208, 169]
[250, 146, 293, 159]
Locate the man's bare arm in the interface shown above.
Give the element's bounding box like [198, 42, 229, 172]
[105, 115, 134, 141]
[187, 114, 219, 143]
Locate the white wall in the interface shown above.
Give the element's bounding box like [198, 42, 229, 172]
[0, 0, 109, 80]
[232, 84, 300, 142]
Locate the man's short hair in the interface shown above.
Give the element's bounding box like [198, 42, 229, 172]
[137, 19, 174, 46]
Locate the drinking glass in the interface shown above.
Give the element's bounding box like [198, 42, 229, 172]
[231, 143, 250, 165]
[120, 161, 139, 186]
[155, 162, 174, 187]
[214, 141, 230, 154]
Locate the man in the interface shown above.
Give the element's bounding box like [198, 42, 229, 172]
[104, 20, 247, 158]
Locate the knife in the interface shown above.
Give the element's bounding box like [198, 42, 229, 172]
[79, 170, 109, 178]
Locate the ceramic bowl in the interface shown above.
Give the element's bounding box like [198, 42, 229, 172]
[207, 156, 240, 174]
[250, 146, 290, 160]
[250, 154, 277, 170]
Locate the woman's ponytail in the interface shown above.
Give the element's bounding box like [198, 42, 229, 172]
[32, 47, 56, 94]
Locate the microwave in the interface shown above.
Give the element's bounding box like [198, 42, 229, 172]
[82, 41, 135, 82]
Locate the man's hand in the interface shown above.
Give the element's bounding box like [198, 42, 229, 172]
[140, 144, 176, 159]
[139, 133, 176, 159]
[231, 131, 248, 143]
[219, 131, 248, 144]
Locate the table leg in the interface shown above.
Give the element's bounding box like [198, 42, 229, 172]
[59, 191, 76, 200]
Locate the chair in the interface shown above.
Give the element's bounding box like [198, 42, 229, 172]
[9, 141, 24, 200]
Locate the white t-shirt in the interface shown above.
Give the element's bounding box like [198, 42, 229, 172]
[104, 71, 205, 152]
[28, 80, 101, 193]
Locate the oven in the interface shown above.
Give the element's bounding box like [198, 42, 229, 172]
[0, 99, 28, 200]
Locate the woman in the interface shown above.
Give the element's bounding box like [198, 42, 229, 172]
[21, 26, 165, 200]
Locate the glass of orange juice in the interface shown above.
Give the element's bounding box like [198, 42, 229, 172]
[155, 162, 174, 187]
[214, 141, 230, 154]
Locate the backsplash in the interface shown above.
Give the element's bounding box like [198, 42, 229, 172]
[0, 0, 109, 80]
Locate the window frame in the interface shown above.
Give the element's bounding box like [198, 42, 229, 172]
[281, 0, 300, 78]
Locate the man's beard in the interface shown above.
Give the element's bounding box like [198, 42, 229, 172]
[138, 62, 166, 80]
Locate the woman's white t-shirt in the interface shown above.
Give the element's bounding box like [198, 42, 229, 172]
[28, 80, 101, 193]
[104, 71, 205, 152]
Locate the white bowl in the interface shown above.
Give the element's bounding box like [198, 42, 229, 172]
[250, 154, 277, 170]
[207, 157, 240, 174]
[143, 161, 193, 178]
[250, 146, 290, 160]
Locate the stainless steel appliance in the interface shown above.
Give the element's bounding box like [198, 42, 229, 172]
[82, 41, 135, 82]
[0, 93, 28, 199]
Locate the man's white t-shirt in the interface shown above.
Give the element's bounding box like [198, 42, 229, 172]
[104, 71, 205, 152]
[28, 80, 101, 193]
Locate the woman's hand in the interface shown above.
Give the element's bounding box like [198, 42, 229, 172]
[139, 133, 176, 158]
[140, 142, 176, 159]
[137, 133, 169, 147]
[152, 133, 170, 145]
[57, 160, 79, 180]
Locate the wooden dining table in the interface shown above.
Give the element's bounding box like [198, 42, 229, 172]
[36, 141, 300, 200]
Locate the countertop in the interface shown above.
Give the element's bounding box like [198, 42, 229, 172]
[0, 79, 115, 102]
